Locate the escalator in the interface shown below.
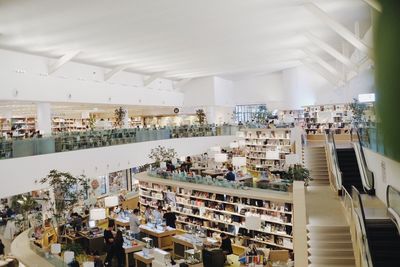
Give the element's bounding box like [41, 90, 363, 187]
[336, 147, 364, 193]
[364, 219, 400, 267]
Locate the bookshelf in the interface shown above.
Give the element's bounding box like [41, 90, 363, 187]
[0, 117, 36, 137]
[136, 173, 293, 251]
[52, 117, 90, 132]
[243, 129, 294, 173]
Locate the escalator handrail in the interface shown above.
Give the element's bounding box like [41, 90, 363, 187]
[327, 130, 343, 191]
[351, 186, 374, 267]
[350, 128, 375, 192]
[386, 185, 400, 235]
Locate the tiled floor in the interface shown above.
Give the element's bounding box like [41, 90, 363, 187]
[306, 185, 348, 226]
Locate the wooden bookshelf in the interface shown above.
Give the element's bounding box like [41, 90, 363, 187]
[243, 128, 294, 173]
[136, 173, 293, 251]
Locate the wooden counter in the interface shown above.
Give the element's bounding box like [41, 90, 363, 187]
[134, 251, 153, 267]
[139, 225, 176, 250]
[124, 239, 145, 267]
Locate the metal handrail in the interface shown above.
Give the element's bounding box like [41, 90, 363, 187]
[325, 130, 343, 191]
[350, 128, 375, 194]
[386, 185, 400, 235]
[350, 186, 374, 267]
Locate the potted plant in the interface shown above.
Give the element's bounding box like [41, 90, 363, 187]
[148, 145, 177, 167]
[349, 98, 368, 128]
[114, 107, 127, 128]
[36, 170, 89, 235]
[282, 165, 311, 186]
[196, 109, 207, 125]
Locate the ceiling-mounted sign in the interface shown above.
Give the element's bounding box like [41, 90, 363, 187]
[174, 108, 180, 114]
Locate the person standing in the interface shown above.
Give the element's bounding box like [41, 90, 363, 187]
[114, 230, 124, 267]
[129, 209, 141, 240]
[144, 206, 152, 223]
[225, 166, 236, 181]
[152, 206, 163, 223]
[104, 220, 115, 266]
[0, 238, 5, 255]
[163, 207, 177, 228]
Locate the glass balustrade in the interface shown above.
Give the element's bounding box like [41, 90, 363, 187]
[0, 125, 238, 160]
[387, 185, 400, 229]
[147, 168, 293, 193]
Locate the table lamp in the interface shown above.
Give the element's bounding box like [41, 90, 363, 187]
[232, 156, 247, 171]
[104, 196, 119, 208]
[89, 208, 106, 225]
[229, 142, 239, 149]
[214, 153, 227, 170]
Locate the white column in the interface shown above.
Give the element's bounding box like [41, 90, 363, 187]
[36, 102, 52, 135]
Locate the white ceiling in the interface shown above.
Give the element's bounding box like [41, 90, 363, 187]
[0, 0, 371, 80]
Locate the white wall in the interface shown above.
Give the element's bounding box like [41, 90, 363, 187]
[364, 148, 400, 204]
[214, 77, 235, 107]
[183, 77, 215, 106]
[0, 135, 236, 198]
[233, 73, 285, 108]
[0, 49, 183, 107]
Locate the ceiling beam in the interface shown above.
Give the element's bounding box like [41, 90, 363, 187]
[144, 72, 164, 87]
[362, 0, 382, 12]
[48, 50, 81, 74]
[305, 3, 374, 59]
[104, 64, 133, 81]
[303, 48, 342, 79]
[305, 32, 357, 70]
[301, 59, 342, 86]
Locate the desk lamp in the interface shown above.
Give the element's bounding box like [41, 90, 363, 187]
[214, 153, 228, 170]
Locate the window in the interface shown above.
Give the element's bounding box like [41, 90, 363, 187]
[234, 104, 267, 123]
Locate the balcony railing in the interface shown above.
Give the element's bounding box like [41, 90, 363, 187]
[0, 125, 238, 160]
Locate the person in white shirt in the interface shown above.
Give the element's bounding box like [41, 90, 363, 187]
[144, 206, 152, 223]
[129, 209, 141, 240]
[152, 206, 163, 223]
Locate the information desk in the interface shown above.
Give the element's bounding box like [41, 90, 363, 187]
[134, 251, 153, 267]
[124, 239, 145, 267]
[139, 225, 176, 250]
[172, 234, 218, 258]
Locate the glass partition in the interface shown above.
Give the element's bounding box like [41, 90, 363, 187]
[387, 185, 400, 232]
[0, 125, 238, 160]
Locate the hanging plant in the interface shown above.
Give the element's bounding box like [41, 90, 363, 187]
[349, 98, 368, 128]
[196, 109, 207, 125]
[148, 145, 177, 166]
[36, 170, 89, 226]
[114, 107, 127, 128]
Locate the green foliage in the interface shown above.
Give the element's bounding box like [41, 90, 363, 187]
[349, 98, 368, 127]
[196, 109, 207, 125]
[11, 194, 38, 214]
[88, 113, 96, 130]
[37, 170, 89, 224]
[252, 105, 272, 125]
[148, 145, 177, 164]
[114, 107, 127, 128]
[282, 165, 311, 185]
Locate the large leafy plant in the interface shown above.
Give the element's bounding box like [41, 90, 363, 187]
[252, 105, 272, 125]
[196, 109, 207, 125]
[282, 165, 311, 186]
[114, 107, 127, 128]
[37, 170, 89, 226]
[349, 98, 368, 128]
[148, 145, 177, 165]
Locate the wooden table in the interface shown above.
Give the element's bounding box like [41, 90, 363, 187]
[190, 167, 206, 175]
[134, 251, 153, 267]
[124, 239, 145, 267]
[139, 225, 176, 250]
[172, 234, 219, 258]
[78, 232, 105, 254]
[114, 217, 130, 230]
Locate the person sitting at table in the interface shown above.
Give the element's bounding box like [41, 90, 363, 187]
[225, 166, 235, 182]
[104, 220, 115, 266]
[129, 209, 141, 240]
[163, 207, 177, 228]
[219, 233, 233, 264]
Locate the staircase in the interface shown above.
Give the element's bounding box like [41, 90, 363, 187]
[307, 225, 355, 267]
[336, 148, 364, 193]
[303, 146, 329, 185]
[365, 219, 400, 267]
